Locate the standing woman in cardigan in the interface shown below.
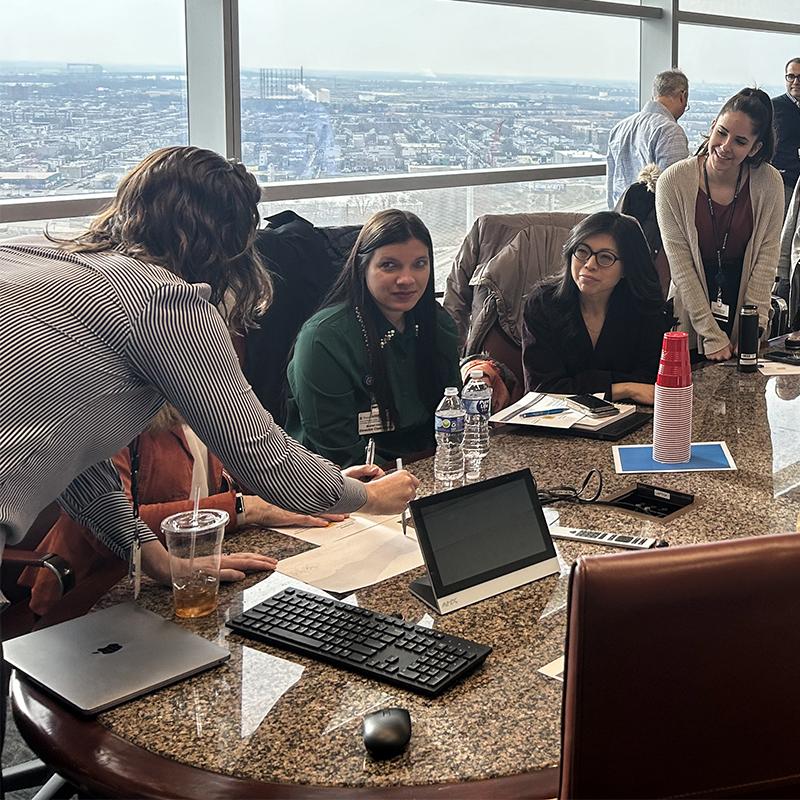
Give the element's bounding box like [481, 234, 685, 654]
[656, 88, 784, 360]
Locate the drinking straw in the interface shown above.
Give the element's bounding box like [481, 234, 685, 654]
[189, 486, 200, 572]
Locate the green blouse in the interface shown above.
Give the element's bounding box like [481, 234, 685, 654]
[285, 302, 461, 467]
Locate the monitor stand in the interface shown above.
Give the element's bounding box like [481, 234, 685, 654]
[408, 573, 440, 614]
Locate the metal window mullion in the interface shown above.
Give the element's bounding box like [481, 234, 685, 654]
[447, 0, 662, 20]
[185, 0, 241, 157]
[677, 10, 800, 36]
[0, 164, 607, 224]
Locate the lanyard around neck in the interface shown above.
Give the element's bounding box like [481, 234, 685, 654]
[703, 157, 744, 300]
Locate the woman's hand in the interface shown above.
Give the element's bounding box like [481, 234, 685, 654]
[706, 343, 733, 361]
[219, 551, 277, 582]
[243, 496, 345, 529]
[140, 540, 276, 585]
[612, 382, 655, 406]
[342, 464, 385, 482]
[362, 469, 420, 515]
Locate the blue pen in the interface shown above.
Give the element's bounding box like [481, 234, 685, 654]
[520, 407, 569, 418]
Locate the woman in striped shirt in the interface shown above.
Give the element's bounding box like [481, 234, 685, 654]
[0, 146, 418, 586]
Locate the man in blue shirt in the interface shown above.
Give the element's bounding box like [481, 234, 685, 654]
[606, 70, 690, 208]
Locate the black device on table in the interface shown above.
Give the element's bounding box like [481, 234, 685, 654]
[764, 332, 800, 365]
[226, 588, 492, 697]
[564, 394, 620, 417]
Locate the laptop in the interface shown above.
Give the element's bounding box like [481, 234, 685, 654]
[4, 602, 230, 715]
[408, 469, 560, 614]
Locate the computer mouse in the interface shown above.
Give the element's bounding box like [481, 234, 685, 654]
[362, 707, 412, 759]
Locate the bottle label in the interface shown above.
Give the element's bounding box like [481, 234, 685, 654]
[462, 398, 490, 417]
[739, 353, 757, 364]
[435, 414, 464, 433]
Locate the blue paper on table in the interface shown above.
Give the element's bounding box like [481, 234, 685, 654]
[612, 442, 736, 474]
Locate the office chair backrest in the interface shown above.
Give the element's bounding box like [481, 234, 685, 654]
[444, 212, 585, 391]
[245, 211, 361, 423]
[560, 533, 800, 799]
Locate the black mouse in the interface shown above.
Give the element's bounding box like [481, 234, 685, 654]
[362, 707, 412, 759]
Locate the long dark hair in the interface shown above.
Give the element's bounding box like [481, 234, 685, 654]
[552, 211, 663, 313]
[695, 87, 776, 167]
[322, 208, 442, 429]
[49, 146, 271, 332]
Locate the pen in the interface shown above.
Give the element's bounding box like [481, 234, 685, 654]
[396, 458, 409, 537]
[365, 437, 376, 466]
[520, 407, 569, 418]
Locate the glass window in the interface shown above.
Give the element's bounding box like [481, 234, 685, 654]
[679, 24, 794, 151]
[0, 0, 187, 200]
[0, 216, 93, 241]
[239, 0, 638, 182]
[679, 0, 798, 25]
[260, 176, 606, 291]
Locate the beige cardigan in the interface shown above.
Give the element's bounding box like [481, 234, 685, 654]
[655, 156, 784, 353]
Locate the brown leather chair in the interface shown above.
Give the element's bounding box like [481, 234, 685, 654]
[560, 533, 800, 799]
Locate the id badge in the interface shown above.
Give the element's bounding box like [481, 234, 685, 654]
[129, 538, 142, 600]
[358, 404, 394, 435]
[711, 299, 730, 323]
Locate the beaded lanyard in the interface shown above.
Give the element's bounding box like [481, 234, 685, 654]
[128, 437, 142, 598]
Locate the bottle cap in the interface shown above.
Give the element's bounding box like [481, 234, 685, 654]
[469, 369, 483, 379]
[444, 386, 459, 395]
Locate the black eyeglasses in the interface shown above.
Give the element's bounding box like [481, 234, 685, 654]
[786, 74, 800, 83]
[572, 243, 621, 268]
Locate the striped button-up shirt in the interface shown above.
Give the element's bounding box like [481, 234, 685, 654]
[606, 100, 690, 208]
[0, 242, 365, 556]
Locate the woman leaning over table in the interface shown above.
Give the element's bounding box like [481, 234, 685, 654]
[521, 211, 669, 406]
[285, 209, 461, 467]
[655, 87, 784, 361]
[0, 146, 417, 584]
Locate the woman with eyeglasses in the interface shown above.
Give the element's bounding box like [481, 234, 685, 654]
[656, 87, 784, 361]
[521, 211, 669, 405]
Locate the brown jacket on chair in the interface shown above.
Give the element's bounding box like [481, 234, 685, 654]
[18, 428, 237, 618]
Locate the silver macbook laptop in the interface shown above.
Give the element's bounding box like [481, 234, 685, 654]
[4, 602, 230, 715]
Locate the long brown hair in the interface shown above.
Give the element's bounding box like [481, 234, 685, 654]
[322, 209, 442, 429]
[50, 146, 271, 332]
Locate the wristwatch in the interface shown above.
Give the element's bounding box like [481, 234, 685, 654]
[235, 492, 246, 527]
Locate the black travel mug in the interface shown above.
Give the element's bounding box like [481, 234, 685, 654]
[737, 304, 759, 373]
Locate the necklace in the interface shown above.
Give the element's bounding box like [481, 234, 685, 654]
[702, 157, 744, 305]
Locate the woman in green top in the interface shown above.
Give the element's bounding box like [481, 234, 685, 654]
[286, 209, 461, 467]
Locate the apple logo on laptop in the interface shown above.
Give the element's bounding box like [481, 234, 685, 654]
[93, 643, 122, 655]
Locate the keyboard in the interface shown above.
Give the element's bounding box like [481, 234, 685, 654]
[227, 587, 492, 696]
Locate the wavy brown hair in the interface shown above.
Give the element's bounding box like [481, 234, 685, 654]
[51, 146, 271, 332]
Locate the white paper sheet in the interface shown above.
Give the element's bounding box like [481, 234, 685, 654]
[242, 572, 357, 610]
[277, 525, 424, 593]
[538, 655, 565, 682]
[271, 512, 401, 546]
[758, 360, 800, 376]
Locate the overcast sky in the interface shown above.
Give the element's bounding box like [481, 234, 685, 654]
[0, 0, 795, 90]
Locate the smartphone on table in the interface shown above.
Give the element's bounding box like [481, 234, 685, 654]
[564, 394, 620, 417]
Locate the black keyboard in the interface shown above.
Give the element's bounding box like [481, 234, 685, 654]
[227, 587, 492, 696]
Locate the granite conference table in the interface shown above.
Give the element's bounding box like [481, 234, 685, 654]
[11, 365, 800, 799]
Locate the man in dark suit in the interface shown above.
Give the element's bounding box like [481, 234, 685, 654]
[772, 58, 800, 213]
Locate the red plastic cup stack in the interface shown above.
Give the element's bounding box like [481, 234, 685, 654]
[652, 331, 692, 463]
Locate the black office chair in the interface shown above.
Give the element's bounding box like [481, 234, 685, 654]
[560, 532, 800, 799]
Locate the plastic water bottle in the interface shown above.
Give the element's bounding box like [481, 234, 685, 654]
[462, 369, 491, 480]
[434, 387, 465, 486]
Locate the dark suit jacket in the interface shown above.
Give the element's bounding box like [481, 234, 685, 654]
[772, 93, 800, 190]
[521, 281, 670, 396]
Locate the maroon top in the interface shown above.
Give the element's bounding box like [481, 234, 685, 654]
[694, 178, 753, 335]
